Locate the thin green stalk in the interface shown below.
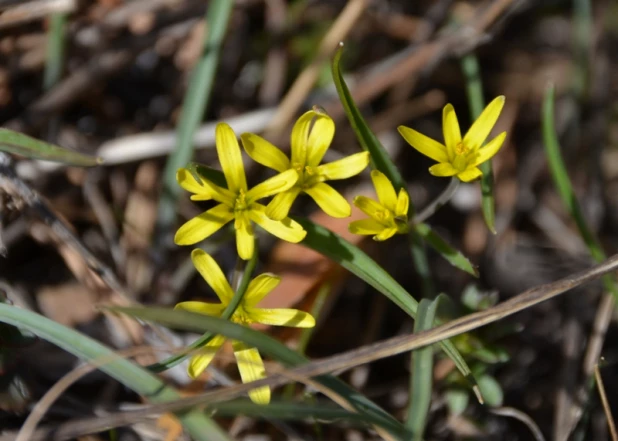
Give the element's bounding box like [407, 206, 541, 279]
[406, 298, 439, 439]
[413, 177, 460, 224]
[0, 304, 230, 441]
[461, 53, 496, 233]
[148, 242, 259, 372]
[44, 13, 67, 91]
[542, 84, 618, 299]
[156, 0, 234, 243]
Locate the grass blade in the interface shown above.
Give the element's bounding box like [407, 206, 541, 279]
[461, 53, 496, 233]
[110, 306, 407, 438]
[541, 84, 618, 298]
[44, 13, 67, 91]
[331, 44, 405, 192]
[415, 223, 478, 277]
[0, 304, 230, 441]
[332, 43, 435, 298]
[406, 297, 439, 439]
[157, 0, 234, 239]
[295, 217, 478, 396]
[0, 129, 101, 166]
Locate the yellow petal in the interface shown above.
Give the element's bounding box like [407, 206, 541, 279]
[216, 123, 247, 193]
[234, 212, 255, 260]
[474, 132, 507, 166]
[305, 183, 351, 218]
[190, 248, 234, 303]
[374, 227, 398, 241]
[246, 169, 298, 204]
[174, 204, 234, 246]
[395, 188, 409, 218]
[187, 334, 226, 379]
[232, 342, 270, 405]
[442, 103, 462, 159]
[249, 204, 306, 243]
[246, 307, 315, 328]
[290, 111, 313, 167]
[370, 170, 397, 212]
[265, 187, 301, 221]
[316, 151, 369, 180]
[175, 301, 225, 317]
[428, 163, 458, 177]
[177, 168, 235, 204]
[463, 95, 505, 150]
[306, 111, 335, 167]
[243, 273, 281, 306]
[177, 168, 210, 197]
[398, 126, 448, 163]
[348, 218, 385, 235]
[353, 195, 386, 220]
[457, 167, 483, 182]
[240, 133, 290, 173]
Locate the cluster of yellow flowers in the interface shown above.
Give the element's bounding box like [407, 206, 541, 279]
[172, 97, 506, 404]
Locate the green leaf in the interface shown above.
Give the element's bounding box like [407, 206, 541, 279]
[406, 298, 439, 439]
[190, 162, 228, 189]
[445, 389, 469, 416]
[415, 223, 478, 277]
[331, 45, 405, 195]
[157, 0, 234, 238]
[461, 54, 496, 234]
[295, 217, 479, 397]
[0, 304, 229, 441]
[0, 129, 101, 166]
[477, 374, 503, 407]
[542, 84, 618, 299]
[110, 306, 407, 439]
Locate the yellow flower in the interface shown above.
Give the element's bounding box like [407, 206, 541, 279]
[349, 170, 409, 241]
[174, 123, 307, 260]
[397, 96, 507, 182]
[175, 249, 315, 404]
[240, 109, 370, 220]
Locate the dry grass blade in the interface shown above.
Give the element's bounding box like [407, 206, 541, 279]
[595, 363, 618, 441]
[491, 407, 546, 441]
[16, 253, 618, 440]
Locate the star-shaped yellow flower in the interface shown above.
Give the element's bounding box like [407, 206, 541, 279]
[174, 123, 306, 260]
[175, 249, 315, 404]
[398, 96, 507, 182]
[349, 170, 409, 241]
[240, 109, 369, 220]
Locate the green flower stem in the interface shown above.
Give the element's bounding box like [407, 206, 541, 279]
[461, 53, 496, 233]
[542, 84, 618, 299]
[412, 177, 460, 225]
[147, 242, 259, 372]
[156, 0, 234, 244]
[0, 304, 230, 441]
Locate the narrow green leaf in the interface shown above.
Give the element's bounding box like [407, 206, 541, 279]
[44, 13, 67, 91]
[211, 399, 400, 429]
[0, 129, 101, 166]
[157, 0, 234, 238]
[542, 84, 618, 298]
[406, 298, 439, 439]
[332, 44, 436, 299]
[295, 217, 478, 395]
[148, 240, 258, 372]
[111, 306, 407, 438]
[331, 45, 405, 195]
[415, 223, 478, 277]
[0, 304, 230, 441]
[461, 54, 496, 233]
